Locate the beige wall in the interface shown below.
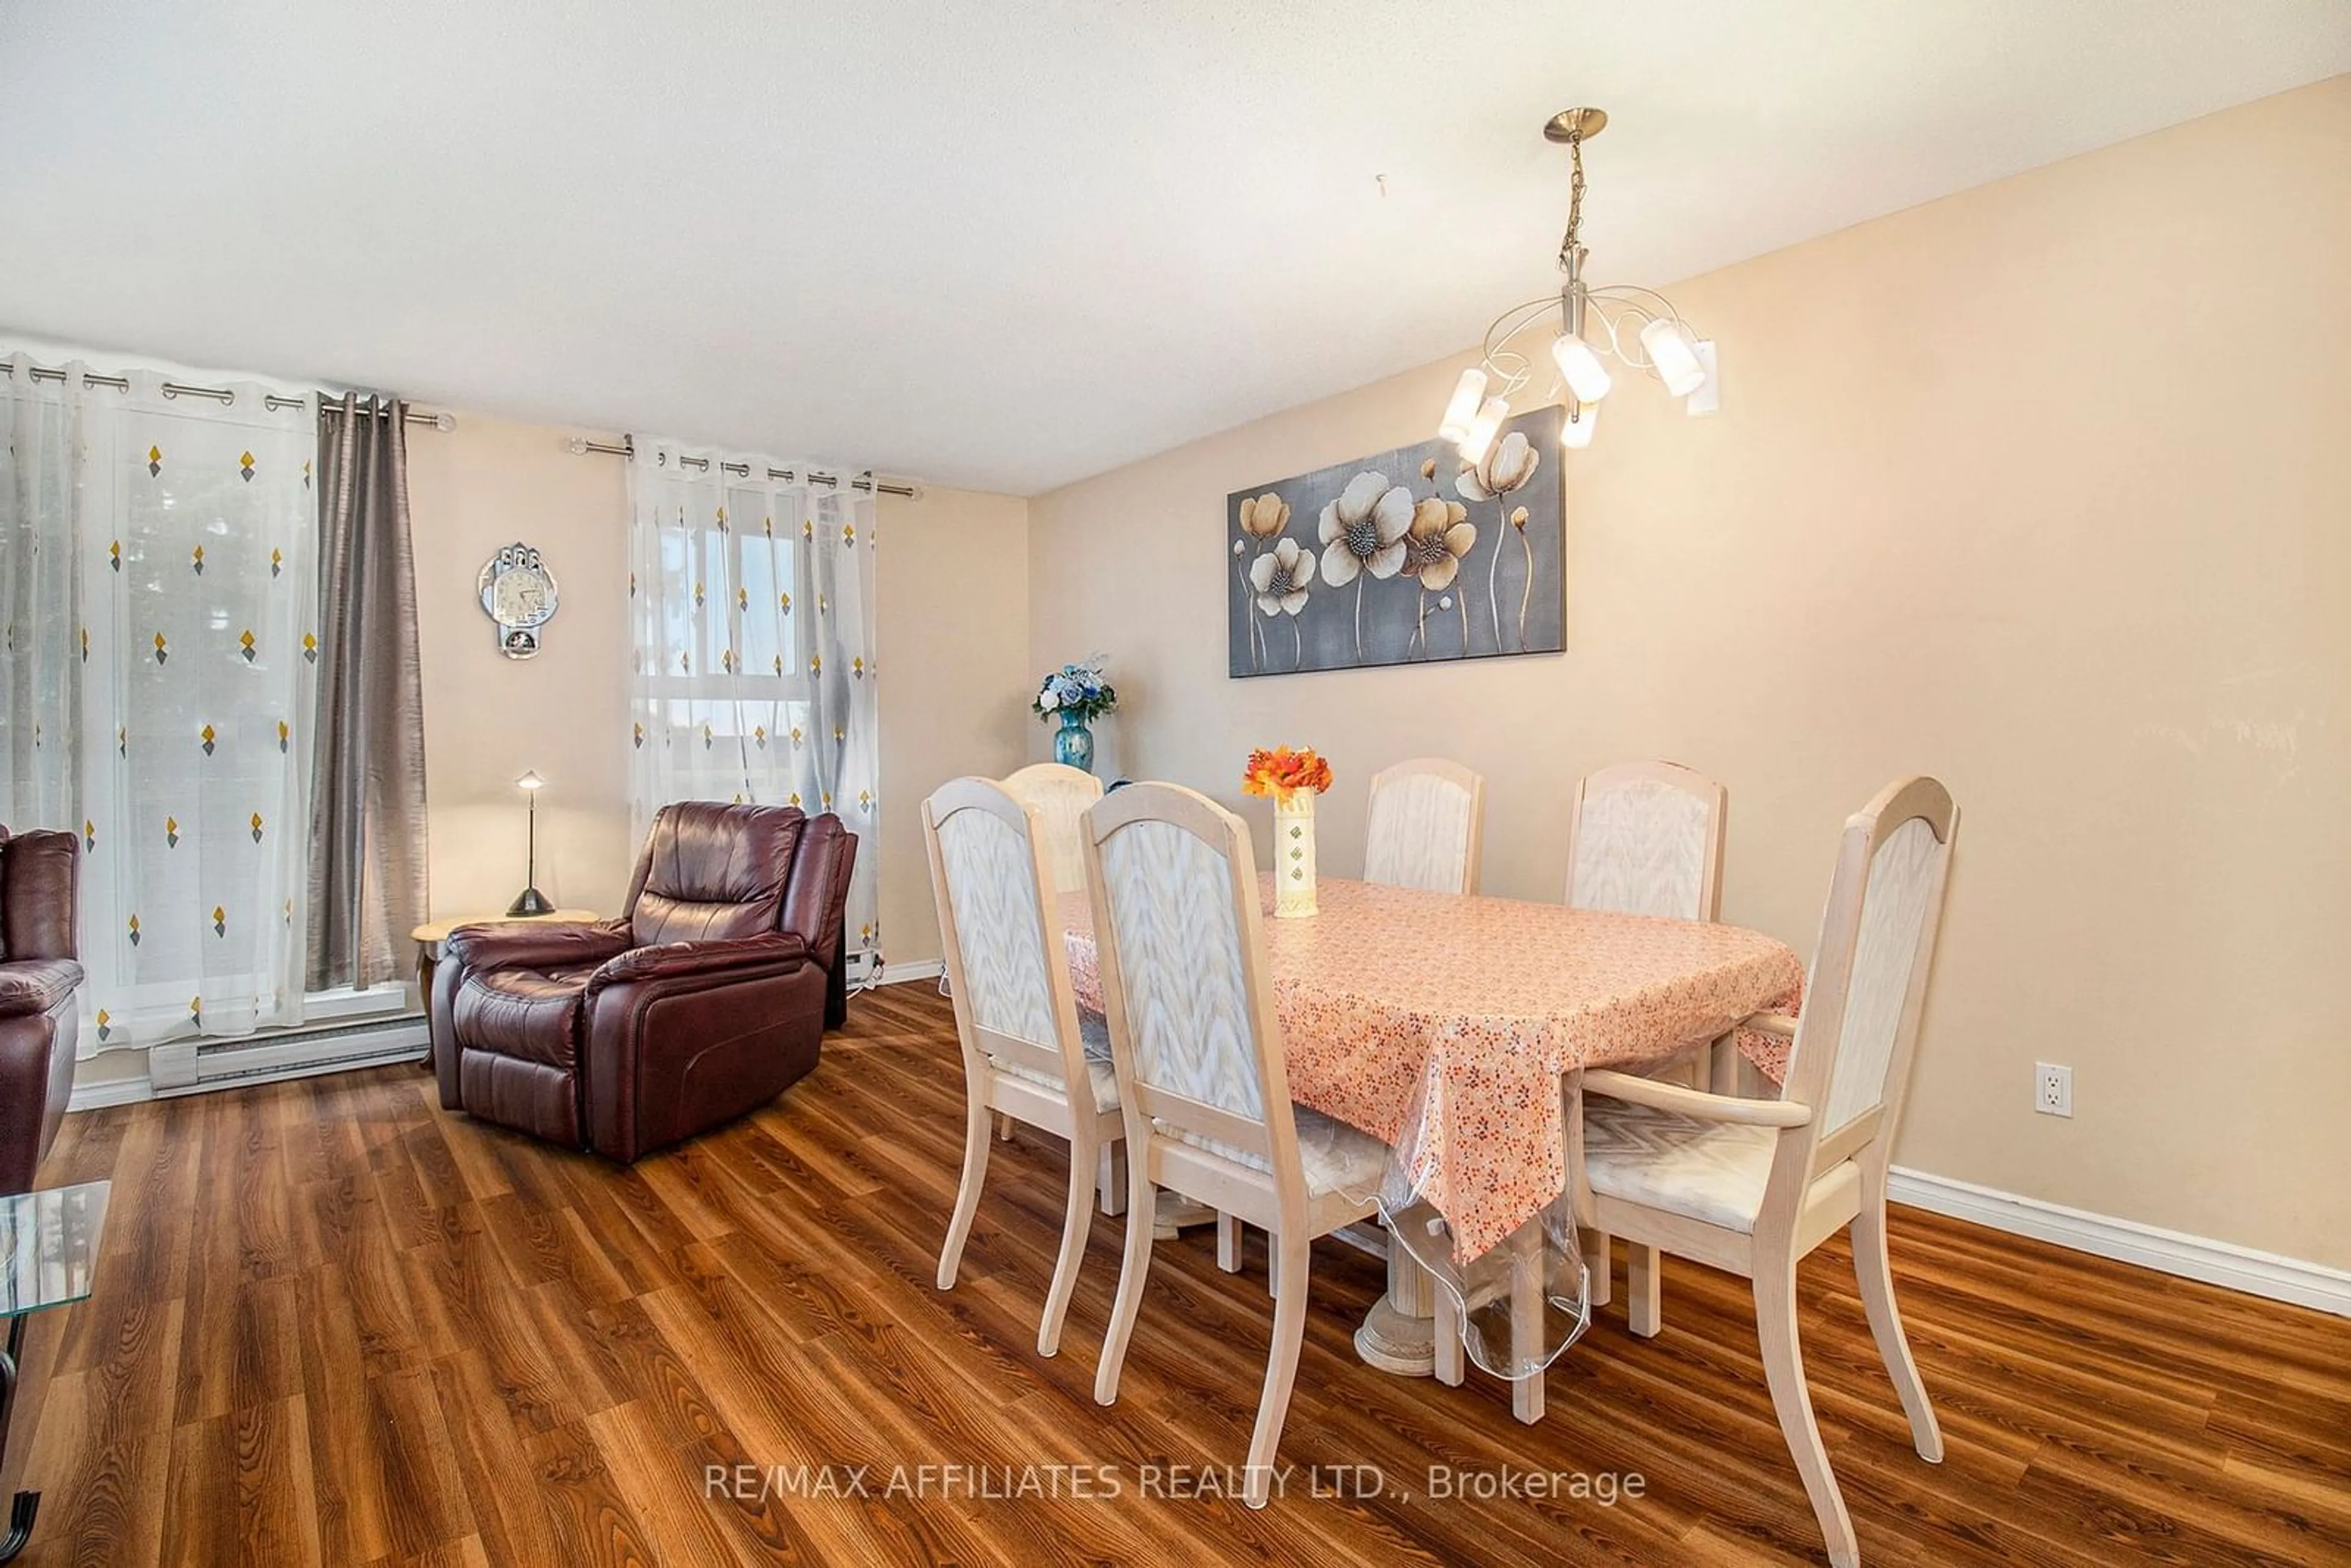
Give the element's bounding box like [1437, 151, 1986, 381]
[409, 417, 637, 918]
[875, 485, 1035, 967]
[1026, 78, 2351, 1269]
[405, 418, 1029, 964]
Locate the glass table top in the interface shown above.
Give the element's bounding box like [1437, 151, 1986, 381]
[0, 1180, 109, 1319]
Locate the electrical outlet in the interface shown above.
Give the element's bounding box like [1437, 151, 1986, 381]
[2034, 1062, 2072, 1118]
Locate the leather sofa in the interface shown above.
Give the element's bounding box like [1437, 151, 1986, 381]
[0, 827, 82, 1195]
[429, 801, 857, 1161]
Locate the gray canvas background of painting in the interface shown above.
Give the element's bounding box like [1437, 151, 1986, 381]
[1226, 407, 1564, 678]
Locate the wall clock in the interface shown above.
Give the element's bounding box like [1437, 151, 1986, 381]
[478, 542, 559, 659]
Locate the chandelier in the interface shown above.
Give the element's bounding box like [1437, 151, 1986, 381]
[1439, 108, 1717, 460]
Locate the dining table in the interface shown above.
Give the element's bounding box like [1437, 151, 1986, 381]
[1058, 874, 1805, 1382]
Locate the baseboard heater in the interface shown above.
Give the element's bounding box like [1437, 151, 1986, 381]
[148, 1013, 430, 1096]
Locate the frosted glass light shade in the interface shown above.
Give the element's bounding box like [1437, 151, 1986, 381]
[1550, 334, 1613, 402]
[1459, 397, 1509, 463]
[1640, 317, 1706, 397]
[1438, 367, 1490, 444]
[1685, 340, 1720, 415]
[1559, 401, 1598, 449]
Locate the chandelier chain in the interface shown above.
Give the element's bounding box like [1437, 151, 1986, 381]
[1558, 131, 1587, 269]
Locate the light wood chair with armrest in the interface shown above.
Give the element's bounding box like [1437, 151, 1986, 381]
[1085, 782, 1387, 1509]
[1568, 775, 1957, 1567]
[924, 777, 1125, 1358]
[1561, 758, 1728, 1328]
[1363, 756, 1487, 894]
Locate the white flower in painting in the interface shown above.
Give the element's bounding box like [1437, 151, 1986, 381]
[1318, 471, 1413, 587]
[1455, 430, 1540, 501]
[1039, 686, 1060, 711]
[1250, 538, 1313, 616]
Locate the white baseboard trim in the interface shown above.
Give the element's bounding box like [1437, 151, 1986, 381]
[69, 1074, 156, 1112]
[1889, 1165, 2351, 1318]
[879, 959, 945, 986]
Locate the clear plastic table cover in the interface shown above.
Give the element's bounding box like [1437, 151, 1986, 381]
[1316, 1065, 1593, 1380]
[1082, 1012, 1595, 1381]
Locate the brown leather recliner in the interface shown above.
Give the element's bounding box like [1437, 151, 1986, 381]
[0, 827, 83, 1195]
[430, 801, 857, 1161]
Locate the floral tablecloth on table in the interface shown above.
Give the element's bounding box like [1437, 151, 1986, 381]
[1060, 876, 1804, 1261]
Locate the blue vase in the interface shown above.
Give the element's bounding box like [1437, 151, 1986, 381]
[1054, 710, 1096, 774]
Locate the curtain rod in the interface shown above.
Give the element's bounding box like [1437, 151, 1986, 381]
[564, 434, 917, 498]
[6, 361, 452, 427]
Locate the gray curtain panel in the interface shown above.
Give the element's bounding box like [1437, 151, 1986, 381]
[306, 394, 429, 989]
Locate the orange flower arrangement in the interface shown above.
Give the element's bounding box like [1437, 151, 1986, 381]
[1242, 746, 1334, 801]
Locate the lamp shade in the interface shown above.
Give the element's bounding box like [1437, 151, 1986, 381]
[516, 770, 546, 791]
[1458, 396, 1510, 464]
[1438, 367, 1489, 444]
[1640, 317, 1706, 397]
[1550, 334, 1613, 403]
[1559, 400, 1599, 450]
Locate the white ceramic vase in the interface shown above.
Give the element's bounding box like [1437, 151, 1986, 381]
[1273, 792, 1318, 918]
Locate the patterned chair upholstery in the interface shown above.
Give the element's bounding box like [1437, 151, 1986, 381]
[1564, 760, 1727, 921]
[1362, 757, 1485, 895]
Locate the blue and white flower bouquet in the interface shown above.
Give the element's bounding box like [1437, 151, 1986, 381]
[1032, 657, 1119, 724]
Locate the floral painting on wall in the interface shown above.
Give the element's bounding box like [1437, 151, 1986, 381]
[1227, 408, 1563, 677]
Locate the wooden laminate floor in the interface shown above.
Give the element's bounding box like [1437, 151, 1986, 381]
[19, 983, 2351, 1566]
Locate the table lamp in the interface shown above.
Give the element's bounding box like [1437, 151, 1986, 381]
[508, 770, 553, 915]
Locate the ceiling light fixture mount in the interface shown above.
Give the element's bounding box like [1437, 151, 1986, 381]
[1540, 107, 1608, 144]
[1439, 107, 1717, 462]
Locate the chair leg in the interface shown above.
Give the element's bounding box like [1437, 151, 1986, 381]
[1267, 1232, 1281, 1298]
[1217, 1210, 1242, 1273]
[937, 1091, 992, 1290]
[1854, 1176, 1943, 1462]
[1626, 1242, 1662, 1338]
[1709, 1035, 1742, 1095]
[1038, 1131, 1098, 1358]
[994, 1111, 1014, 1142]
[1510, 1225, 1545, 1424]
[1433, 1283, 1464, 1387]
[1097, 1142, 1128, 1217]
[1753, 1249, 1859, 1568]
[1245, 1230, 1312, 1509]
[1093, 1165, 1160, 1406]
[1583, 1228, 1613, 1308]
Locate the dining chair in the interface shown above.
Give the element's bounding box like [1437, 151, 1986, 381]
[1564, 759, 1727, 923]
[996, 762, 1116, 1186]
[1570, 776, 1958, 1568]
[1362, 756, 1486, 895]
[1561, 759, 1729, 1324]
[924, 777, 1125, 1358]
[1084, 782, 1386, 1509]
[1000, 762, 1104, 896]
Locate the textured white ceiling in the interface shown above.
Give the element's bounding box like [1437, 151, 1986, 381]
[3, 2, 2345, 493]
